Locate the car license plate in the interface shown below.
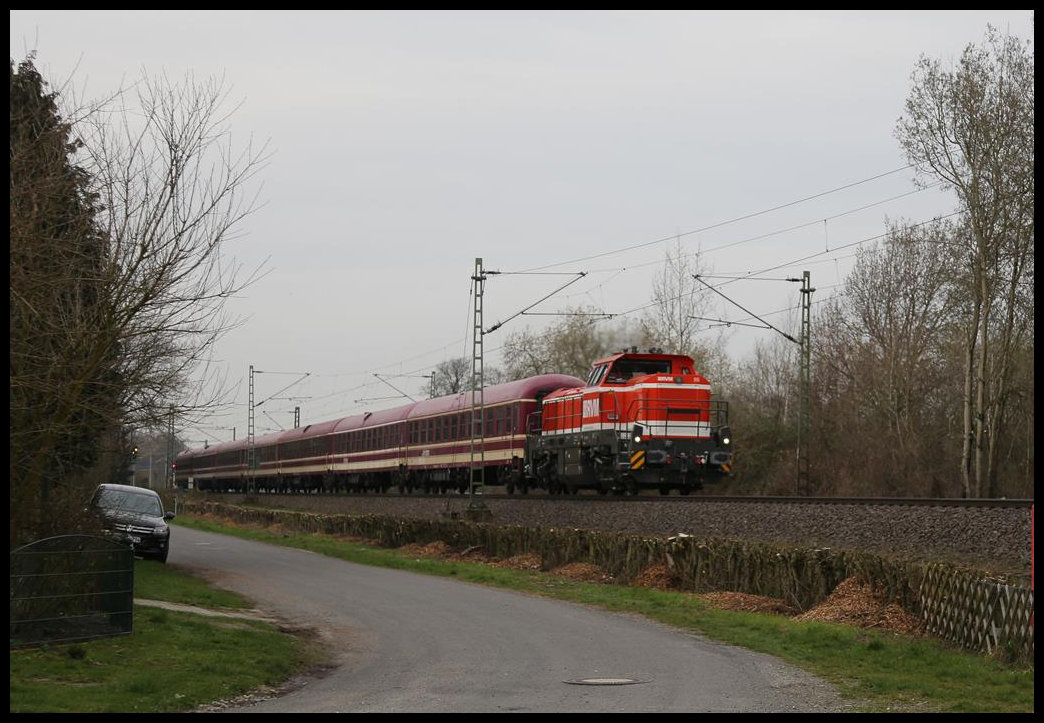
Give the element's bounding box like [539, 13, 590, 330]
[129, 535, 142, 544]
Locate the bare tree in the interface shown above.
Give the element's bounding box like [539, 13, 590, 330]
[639, 240, 713, 357]
[895, 26, 1034, 496]
[500, 306, 630, 380]
[78, 70, 271, 430]
[10, 58, 269, 545]
[431, 357, 470, 396]
[812, 219, 962, 496]
[728, 337, 798, 494]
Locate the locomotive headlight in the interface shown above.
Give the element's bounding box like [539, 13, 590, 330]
[718, 426, 732, 446]
[632, 423, 646, 444]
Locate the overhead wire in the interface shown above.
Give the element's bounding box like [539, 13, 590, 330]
[212, 164, 951, 430]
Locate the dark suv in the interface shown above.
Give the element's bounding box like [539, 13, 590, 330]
[88, 483, 174, 563]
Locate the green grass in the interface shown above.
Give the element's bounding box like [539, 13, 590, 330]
[134, 557, 251, 609]
[10, 515, 1034, 713]
[9, 559, 317, 713]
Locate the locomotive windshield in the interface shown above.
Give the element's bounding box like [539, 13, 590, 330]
[604, 359, 672, 384]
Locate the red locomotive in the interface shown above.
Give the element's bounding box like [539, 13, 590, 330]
[175, 350, 731, 495]
[525, 349, 731, 495]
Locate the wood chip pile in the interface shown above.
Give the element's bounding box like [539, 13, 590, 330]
[396, 543, 925, 637]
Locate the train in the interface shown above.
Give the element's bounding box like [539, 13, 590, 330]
[175, 349, 732, 496]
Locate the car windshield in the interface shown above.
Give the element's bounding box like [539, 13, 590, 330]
[95, 489, 163, 516]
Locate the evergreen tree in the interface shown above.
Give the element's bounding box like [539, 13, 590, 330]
[10, 55, 116, 546]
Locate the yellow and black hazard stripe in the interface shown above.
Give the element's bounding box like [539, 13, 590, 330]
[630, 450, 646, 470]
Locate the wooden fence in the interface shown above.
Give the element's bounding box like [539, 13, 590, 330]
[919, 564, 1034, 660]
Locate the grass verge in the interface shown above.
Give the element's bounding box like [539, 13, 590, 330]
[9, 558, 319, 713]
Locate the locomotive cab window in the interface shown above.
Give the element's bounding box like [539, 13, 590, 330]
[587, 364, 607, 386]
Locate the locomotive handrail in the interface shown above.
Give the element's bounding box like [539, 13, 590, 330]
[616, 398, 725, 438]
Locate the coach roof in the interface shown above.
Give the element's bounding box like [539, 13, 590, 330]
[408, 374, 585, 419]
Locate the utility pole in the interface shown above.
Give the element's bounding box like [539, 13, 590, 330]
[247, 370, 310, 493]
[468, 257, 489, 516]
[795, 270, 815, 496]
[166, 405, 175, 489]
[694, 271, 814, 495]
[247, 365, 256, 493]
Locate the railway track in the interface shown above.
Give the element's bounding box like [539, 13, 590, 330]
[186, 491, 1033, 574]
[206, 490, 1034, 509]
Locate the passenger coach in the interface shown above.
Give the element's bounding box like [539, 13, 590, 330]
[176, 373, 585, 493]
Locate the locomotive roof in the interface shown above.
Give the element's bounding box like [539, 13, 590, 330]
[590, 350, 696, 367]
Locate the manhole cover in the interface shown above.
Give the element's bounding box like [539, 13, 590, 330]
[564, 677, 647, 686]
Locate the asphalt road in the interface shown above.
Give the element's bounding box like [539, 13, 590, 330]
[168, 526, 854, 713]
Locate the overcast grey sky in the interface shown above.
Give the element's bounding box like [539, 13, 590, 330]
[10, 10, 1034, 445]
